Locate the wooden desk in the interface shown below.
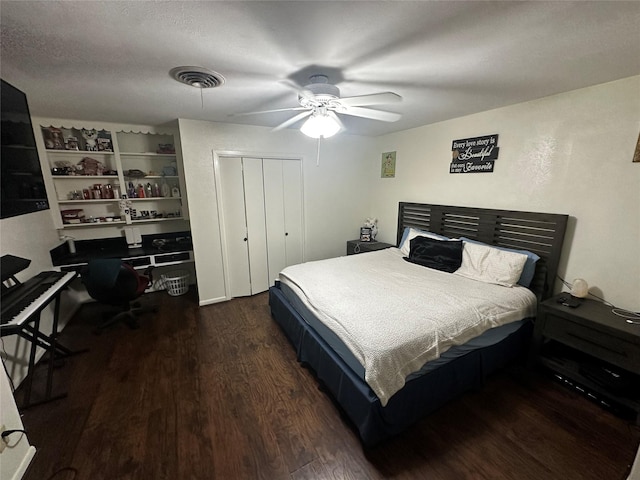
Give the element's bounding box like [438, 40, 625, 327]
[50, 232, 194, 277]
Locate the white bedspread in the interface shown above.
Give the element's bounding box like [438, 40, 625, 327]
[279, 247, 536, 406]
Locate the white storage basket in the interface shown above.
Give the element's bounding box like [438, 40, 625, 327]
[161, 270, 190, 296]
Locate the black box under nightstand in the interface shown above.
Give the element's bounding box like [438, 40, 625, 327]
[531, 294, 640, 423]
[346, 240, 394, 255]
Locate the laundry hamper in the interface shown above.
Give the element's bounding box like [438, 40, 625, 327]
[161, 270, 190, 296]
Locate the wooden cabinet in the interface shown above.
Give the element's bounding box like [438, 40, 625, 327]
[39, 126, 188, 230]
[346, 240, 393, 255]
[532, 295, 640, 422]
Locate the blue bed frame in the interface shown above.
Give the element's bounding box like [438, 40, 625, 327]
[269, 203, 568, 446]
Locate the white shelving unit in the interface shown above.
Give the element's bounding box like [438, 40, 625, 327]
[38, 126, 189, 231]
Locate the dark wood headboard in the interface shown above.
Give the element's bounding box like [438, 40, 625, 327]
[396, 203, 568, 300]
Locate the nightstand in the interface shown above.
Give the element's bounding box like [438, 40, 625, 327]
[346, 240, 394, 255]
[531, 294, 640, 423]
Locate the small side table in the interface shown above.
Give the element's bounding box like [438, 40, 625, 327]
[531, 294, 640, 423]
[346, 240, 394, 255]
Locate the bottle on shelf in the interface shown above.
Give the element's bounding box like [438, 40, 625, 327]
[161, 181, 170, 198]
[103, 184, 114, 199]
[145, 182, 153, 198]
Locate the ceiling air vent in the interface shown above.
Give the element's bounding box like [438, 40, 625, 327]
[170, 66, 225, 89]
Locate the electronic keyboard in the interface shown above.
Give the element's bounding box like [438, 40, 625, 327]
[1, 271, 76, 327]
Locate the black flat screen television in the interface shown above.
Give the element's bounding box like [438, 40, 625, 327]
[1, 79, 49, 219]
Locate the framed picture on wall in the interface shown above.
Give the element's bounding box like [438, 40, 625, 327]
[381, 151, 396, 178]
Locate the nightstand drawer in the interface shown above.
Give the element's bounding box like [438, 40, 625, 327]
[543, 314, 640, 374]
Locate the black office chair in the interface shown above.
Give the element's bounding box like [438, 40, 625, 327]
[81, 259, 157, 333]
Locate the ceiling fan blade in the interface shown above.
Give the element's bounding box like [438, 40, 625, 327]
[328, 111, 345, 131]
[272, 110, 312, 131]
[280, 79, 317, 104]
[338, 92, 402, 107]
[232, 106, 308, 117]
[341, 106, 401, 122]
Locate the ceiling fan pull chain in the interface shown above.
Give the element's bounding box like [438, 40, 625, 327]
[316, 137, 321, 167]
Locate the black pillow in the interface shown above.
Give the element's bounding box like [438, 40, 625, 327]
[403, 236, 463, 273]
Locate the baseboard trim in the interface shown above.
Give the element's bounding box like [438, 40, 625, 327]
[199, 296, 228, 307]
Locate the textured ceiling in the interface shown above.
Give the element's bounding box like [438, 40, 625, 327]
[1, 1, 639, 137]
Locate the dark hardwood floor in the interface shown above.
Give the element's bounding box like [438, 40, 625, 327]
[15, 290, 639, 480]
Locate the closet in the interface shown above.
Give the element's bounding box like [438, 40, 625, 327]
[217, 156, 303, 297]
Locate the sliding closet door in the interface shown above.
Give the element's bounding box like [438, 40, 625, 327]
[219, 155, 303, 298]
[263, 158, 303, 284]
[263, 159, 287, 285]
[219, 157, 251, 297]
[219, 157, 269, 297]
[282, 159, 303, 267]
[242, 158, 269, 294]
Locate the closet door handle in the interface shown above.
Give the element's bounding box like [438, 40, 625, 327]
[285, 232, 289, 236]
[243, 237, 248, 242]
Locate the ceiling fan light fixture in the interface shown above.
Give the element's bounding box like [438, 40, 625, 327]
[300, 112, 341, 138]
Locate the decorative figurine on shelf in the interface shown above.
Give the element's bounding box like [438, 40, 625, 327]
[364, 217, 378, 240]
[78, 156, 104, 176]
[97, 137, 113, 152]
[157, 143, 175, 154]
[125, 169, 146, 178]
[53, 160, 75, 175]
[65, 136, 79, 150]
[42, 127, 65, 150]
[81, 129, 99, 151]
[162, 165, 177, 176]
[119, 198, 132, 223]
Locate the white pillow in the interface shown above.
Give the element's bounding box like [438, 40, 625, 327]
[454, 241, 528, 287]
[399, 227, 449, 256]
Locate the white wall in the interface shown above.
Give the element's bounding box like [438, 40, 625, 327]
[0, 370, 36, 480]
[372, 76, 640, 310]
[177, 119, 375, 305]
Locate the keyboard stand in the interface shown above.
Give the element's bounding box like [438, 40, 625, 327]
[1, 272, 87, 409]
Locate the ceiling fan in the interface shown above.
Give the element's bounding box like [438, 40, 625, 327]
[236, 74, 402, 138]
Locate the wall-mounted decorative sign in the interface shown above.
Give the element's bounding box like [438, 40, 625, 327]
[381, 151, 396, 178]
[450, 134, 499, 174]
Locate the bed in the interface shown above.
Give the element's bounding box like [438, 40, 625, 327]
[269, 203, 568, 446]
